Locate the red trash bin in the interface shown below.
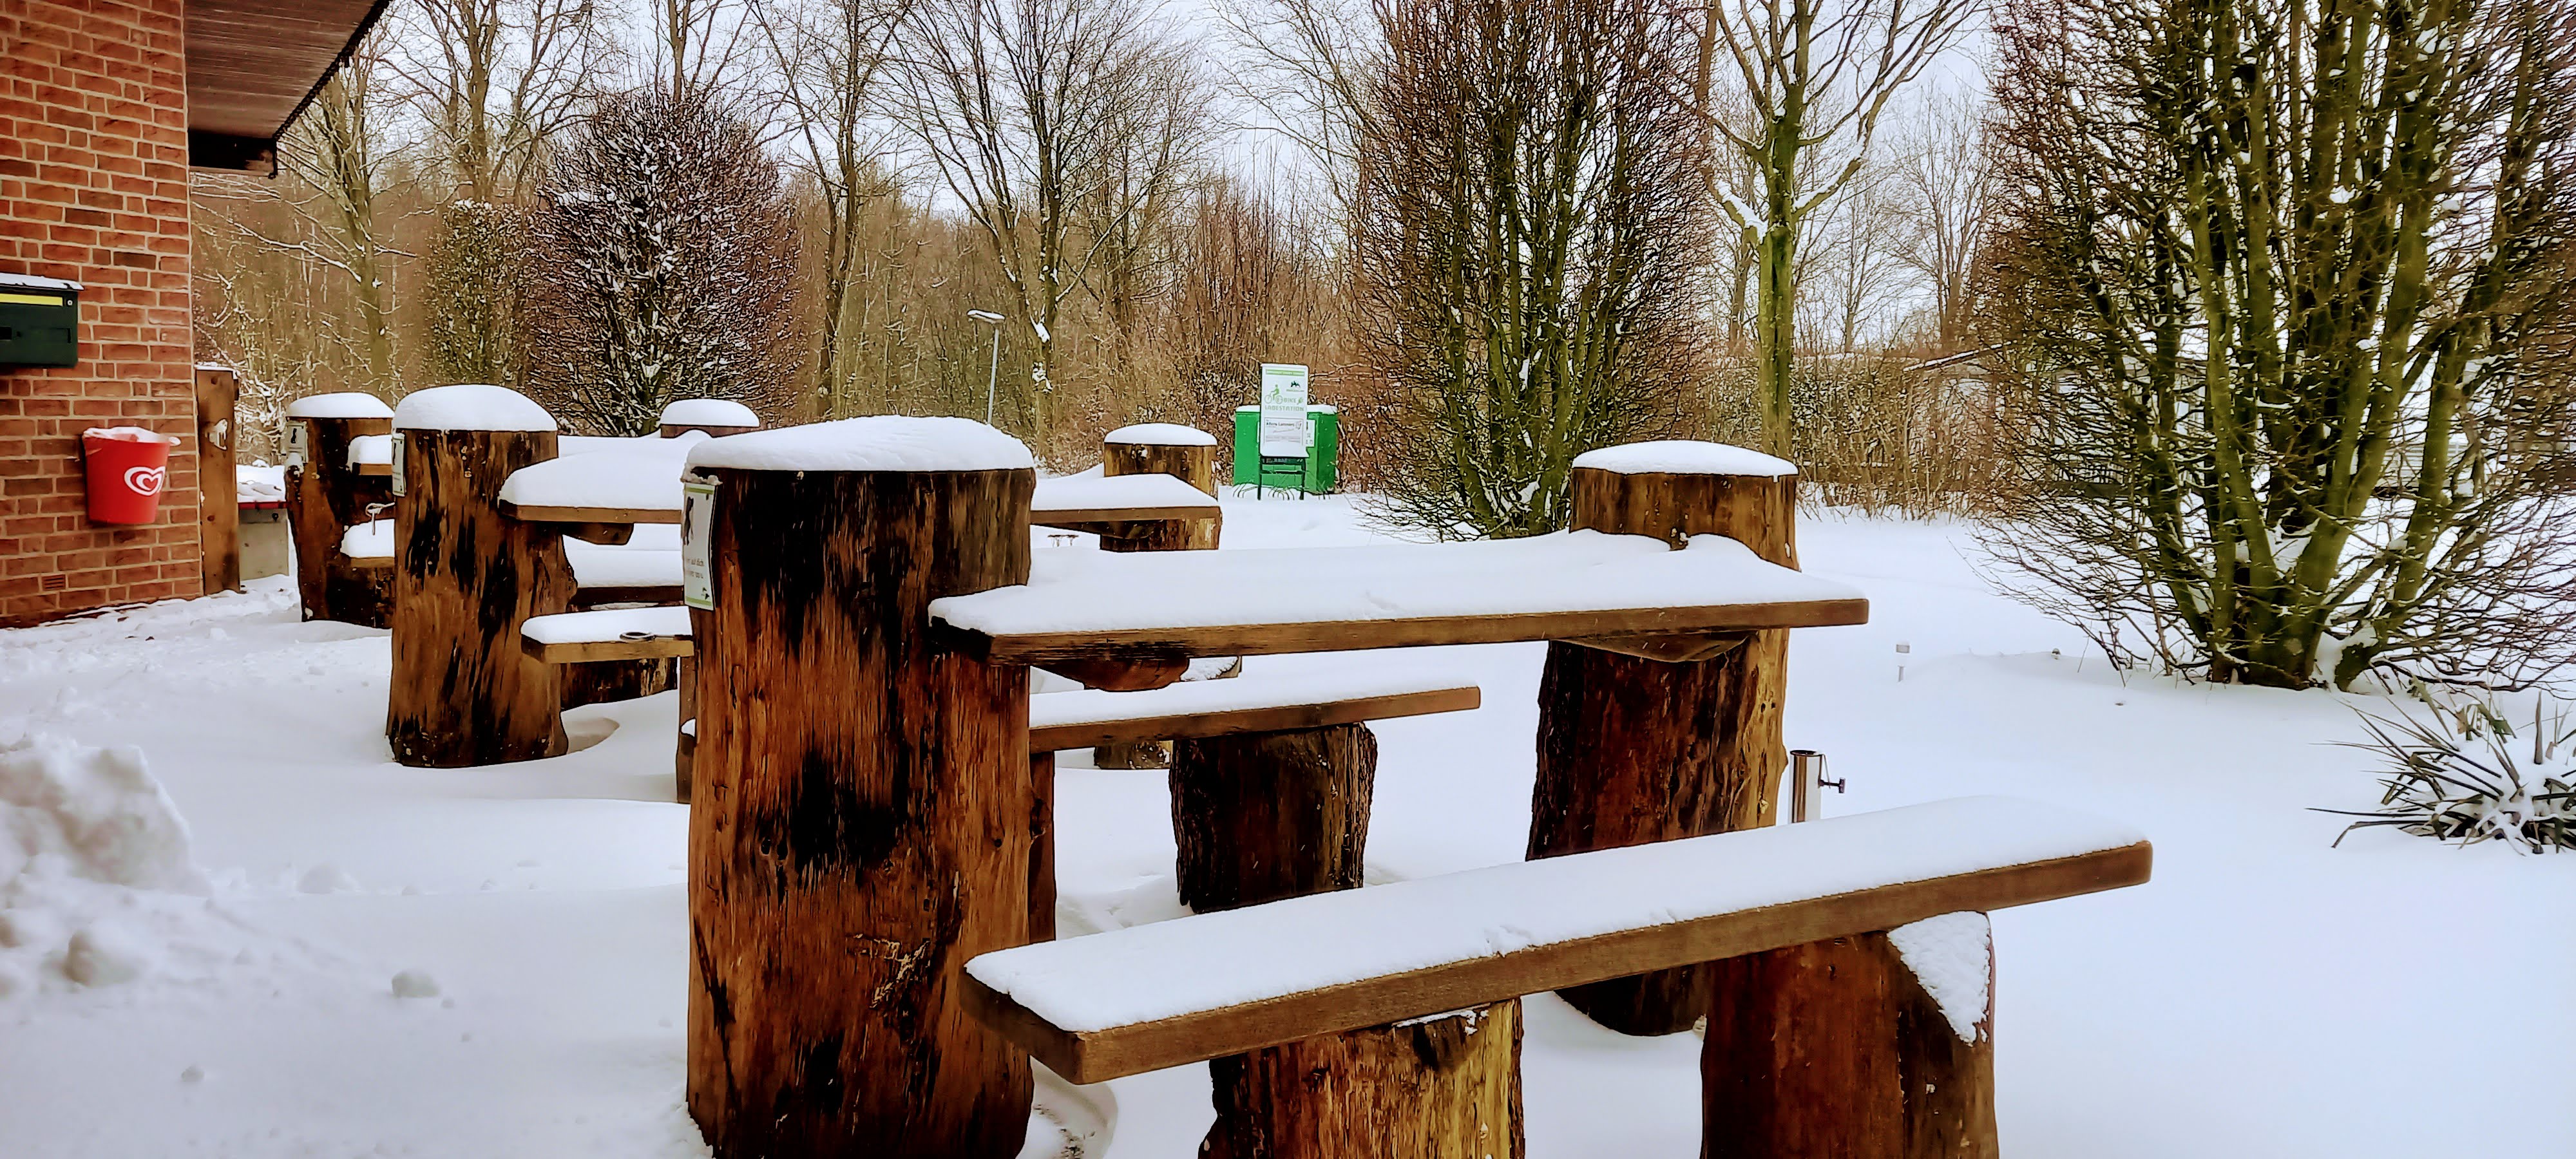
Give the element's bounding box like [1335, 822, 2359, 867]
[82, 426, 182, 525]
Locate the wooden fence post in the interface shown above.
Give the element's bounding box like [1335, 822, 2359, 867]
[193, 366, 241, 596]
[685, 418, 1038, 1159]
[1527, 442, 1797, 1035]
[383, 386, 575, 768]
[1093, 423, 1223, 768]
[282, 392, 395, 627]
[1175, 724, 1524, 1159]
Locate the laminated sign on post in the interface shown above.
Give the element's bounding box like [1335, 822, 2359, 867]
[1259, 363, 1310, 457]
[681, 477, 716, 610]
[389, 433, 407, 496]
[284, 421, 309, 469]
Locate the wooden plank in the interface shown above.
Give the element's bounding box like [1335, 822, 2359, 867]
[194, 367, 242, 595]
[355, 462, 390, 477]
[502, 501, 682, 525]
[942, 597, 1869, 668]
[961, 838, 2150, 1085]
[571, 583, 684, 608]
[1029, 685, 1480, 752]
[523, 635, 696, 663]
[345, 551, 390, 571]
[1031, 504, 1214, 528]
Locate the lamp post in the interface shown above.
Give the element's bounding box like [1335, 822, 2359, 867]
[968, 309, 1005, 426]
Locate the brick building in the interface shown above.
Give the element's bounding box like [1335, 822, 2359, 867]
[1, 0, 383, 625]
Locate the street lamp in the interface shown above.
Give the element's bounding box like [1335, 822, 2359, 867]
[968, 309, 1005, 426]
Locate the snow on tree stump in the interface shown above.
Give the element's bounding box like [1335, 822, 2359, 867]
[384, 386, 575, 768]
[1701, 918, 1999, 1159]
[1093, 423, 1224, 769]
[683, 418, 1040, 1159]
[283, 393, 396, 628]
[1174, 723, 1523, 1159]
[658, 397, 761, 440]
[1527, 441, 1798, 1035]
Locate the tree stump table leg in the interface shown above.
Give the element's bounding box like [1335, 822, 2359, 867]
[1528, 453, 1796, 1035]
[384, 410, 575, 769]
[674, 653, 697, 804]
[687, 444, 1038, 1159]
[285, 411, 394, 627]
[1094, 427, 1223, 769]
[1701, 921, 1999, 1158]
[1173, 724, 1524, 1159]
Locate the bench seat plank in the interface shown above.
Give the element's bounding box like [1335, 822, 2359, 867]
[931, 531, 1867, 666]
[522, 605, 695, 663]
[1029, 672, 1478, 751]
[963, 796, 2148, 1084]
[341, 518, 391, 570]
[497, 436, 703, 525]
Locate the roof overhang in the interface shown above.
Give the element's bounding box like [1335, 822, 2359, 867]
[184, 0, 392, 173]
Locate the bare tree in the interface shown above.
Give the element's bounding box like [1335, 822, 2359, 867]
[391, 0, 606, 203]
[1215, 0, 1381, 221]
[1360, 0, 1713, 538]
[1885, 89, 1990, 353]
[656, 0, 757, 103]
[1801, 155, 1916, 352]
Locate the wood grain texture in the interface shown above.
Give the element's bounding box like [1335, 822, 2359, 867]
[1170, 724, 1377, 913]
[285, 414, 394, 626]
[521, 636, 696, 663]
[1101, 437, 1221, 551]
[687, 465, 1038, 1159]
[1701, 931, 1998, 1159]
[560, 656, 677, 708]
[195, 368, 242, 596]
[1030, 686, 1480, 752]
[501, 502, 681, 525]
[960, 842, 2148, 1085]
[1201, 1001, 1525, 1159]
[676, 654, 698, 804]
[384, 429, 576, 768]
[1530, 466, 1800, 1035]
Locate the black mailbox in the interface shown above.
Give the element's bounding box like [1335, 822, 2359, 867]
[0, 274, 80, 368]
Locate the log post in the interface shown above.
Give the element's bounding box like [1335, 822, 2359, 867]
[560, 654, 678, 708]
[685, 418, 1038, 1159]
[383, 386, 575, 768]
[193, 366, 241, 596]
[1094, 423, 1223, 768]
[1701, 920, 1998, 1158]
[1174, 724, 1523, 1159]
[674, 655, 698, 803]
[658, 397, 762, 440]
[282, 392, 396, 627]
[1527, 441, 1797, 1035]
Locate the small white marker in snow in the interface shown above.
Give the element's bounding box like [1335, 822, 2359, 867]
[1896, 641, 1911, 681]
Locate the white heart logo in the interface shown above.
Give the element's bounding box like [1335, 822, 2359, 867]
[123, 466, 166, 496]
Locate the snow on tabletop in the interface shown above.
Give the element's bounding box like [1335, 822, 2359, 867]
[82, 426, 177, 444]
[521, 606, 691, 645]
[1031, 471, 1219, 512]
[499, 435, 701, 511]
[686, 416, 1034, 473]
[658, 398, 759, 427]
[1572, 440, 1796, 477]
[1104, 422, 1217, 447]
[966, 796, 2143, 1034]
[340, 519, 392, 559]
[236, 464, 285, 504]
[565, 543, 682, 589]
[931, 531, 1859, 637]
[282, 391, 394, 420]
[392, 384, 554, 432]
[347, 433, 392, 466]
[1889, 912, 1992, 1044]
[1031, 669, 1474, 732]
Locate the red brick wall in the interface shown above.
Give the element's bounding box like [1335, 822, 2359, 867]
[0, 0, 201, 627]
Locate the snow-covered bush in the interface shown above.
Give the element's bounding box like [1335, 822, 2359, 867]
[2326, 701, 2576, 853]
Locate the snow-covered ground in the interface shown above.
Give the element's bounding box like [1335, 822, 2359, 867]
[0, 496, 2566, 1157]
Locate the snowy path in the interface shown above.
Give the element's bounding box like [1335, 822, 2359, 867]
[0, 498, 2565, 1156]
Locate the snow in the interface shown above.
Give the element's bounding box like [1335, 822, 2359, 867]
[1031, 670, 1474, 735]
[1103, 424, 1217, 448]
[968, 796, 2139, 1034]
[282, 393, 394, 420]
[521, 607, 691, 646]
[235, 464, 285, 504]
[564, 544, 682, 592]
[497, 435, 702, 513]
[392, 384, 555, 433]
[1887, 911, 1990, 1042]
[1571, 440, 1797, 477]
[1031, 471, 1219, 514]
[686, 416, 1034, 473]
[82, 426, 178, 444]
[656, 399, 759, 428]
[340, 520, 390, 560]
[0, 272, 81, 292]
[347, 433, 392, 467]
[0, 502, 2566, 1158]
[932, 531, 1859, 639]
[0, 735, 215, 1000]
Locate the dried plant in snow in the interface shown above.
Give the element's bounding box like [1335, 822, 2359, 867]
[2324, 698, 2576, 853]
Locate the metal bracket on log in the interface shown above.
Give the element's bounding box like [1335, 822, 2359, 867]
[1564, 630, 1751, 664]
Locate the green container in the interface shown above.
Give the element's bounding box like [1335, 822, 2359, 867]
[1232, 405, 1340, 493]
[0, 277, 79, 369]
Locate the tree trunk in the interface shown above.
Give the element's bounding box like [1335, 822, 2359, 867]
[1170, 724, 1376, 913]
[687, 462, 1038, 1159]
[285, 414, 395, 627]
[1093, 429, 1224, 767]
[194, 367, 241, 596]
[1529, 462, 1795, 1035]
[1201, 1001, 1525, 1159]
[1700, 930, 1997, 1159]
[674, 653, 697, 803]
[385, 428, 575, 768]
[560, 656, 678, 708]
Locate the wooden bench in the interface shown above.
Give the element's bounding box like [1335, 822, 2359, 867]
[1029, 670, 1476, 752]
[966, 796, 2151, 1157]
